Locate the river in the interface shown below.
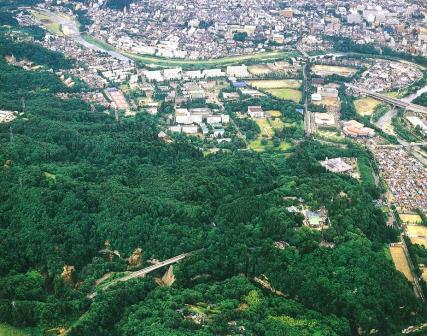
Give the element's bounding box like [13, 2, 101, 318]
[401, 85, 427, 103]
[36, 9, 132, 62]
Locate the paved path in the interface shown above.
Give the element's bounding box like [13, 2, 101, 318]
[302, 63, 312, 135]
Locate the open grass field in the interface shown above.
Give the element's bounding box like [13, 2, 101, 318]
[249, 139, 292, 152]
[315, 97, 340, 108]
[400, 214, 423, 224]
[385, 91, 400, 98]
[410, 237, 427, 248]
[270, 118, 284, 130]
[312, 64, 357, 77]
[254, 118, 274, 138]
[316, 130, 346, 143]
[0, 324, 30, 336]
[248, 64, 272, 76]
[406, 224, 427, 236]
[266, 88, 301, 102]
[266, 110, 282, 118]
[31, 10, 63, 36]
[248, 79, 301, 89]
[389, 245, 414, 282]
[409, 237, 427, 248]
[354, 97, 382, 116]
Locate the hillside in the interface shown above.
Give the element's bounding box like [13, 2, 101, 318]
[0, 25, 425, 336]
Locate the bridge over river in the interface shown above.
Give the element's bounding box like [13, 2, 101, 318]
[345, 84, 427, 115]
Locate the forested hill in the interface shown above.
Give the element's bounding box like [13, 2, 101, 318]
[0, 32, 425, 336]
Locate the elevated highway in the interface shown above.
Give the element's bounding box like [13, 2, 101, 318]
[374, 142, 427, 149]
[345, 84, 427, 115]
[88, 252, 193, 299]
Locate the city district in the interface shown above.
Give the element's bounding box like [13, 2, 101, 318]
[1, 0, 427, 313]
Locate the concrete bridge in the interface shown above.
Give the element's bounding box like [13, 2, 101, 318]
[345, 84, 427, 115]
[88, 252, 193, 299]
[374, 142, 427, 149]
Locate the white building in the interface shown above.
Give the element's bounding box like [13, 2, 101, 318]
[185, 70, 204, 79]
[221, 114, 230, 123]
[0, 110, 16, 123]
[207, 115, 222, 124]
[311, 93, 322, 101]
[163, 68, 182, 81]
[182, 124, 199, 134]
[143, 70, 164, 82]
[226, 65, 250, 78]
[203, 69, 225, 78]
[320, 157, 353, 173]
[247, 106, 265, 118]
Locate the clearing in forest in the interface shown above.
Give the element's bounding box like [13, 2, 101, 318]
[255, 118, 274, 138]
[267, 110, 282, 118]
[0, 324, 30, 336]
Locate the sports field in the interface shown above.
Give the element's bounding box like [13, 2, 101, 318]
[247, 79, 302, 102]
[410, 237, 427, 248]
[248, 79, 301, 89]
[389, 245, 414, 282]
[406, 224, 427, 235]
[266, 88, 302, 102]
[314, 97, 340, 108]
[312, 64, 357, 77]
[248, 64, 272, 76]
[400, 214, 423, 224]
[354, 97, 382, 116]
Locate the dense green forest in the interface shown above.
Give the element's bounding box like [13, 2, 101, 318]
[414, 92, 427, 107]
[0, 30, 425, 336]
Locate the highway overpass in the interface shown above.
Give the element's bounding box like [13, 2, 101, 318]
[88, 252, 193, 299]
[345, 84, 427, 115]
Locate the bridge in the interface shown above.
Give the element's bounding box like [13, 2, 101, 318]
[374, 142, 427, 149]
[87, 252, 193, 299]
[345, 84, 427, 115]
